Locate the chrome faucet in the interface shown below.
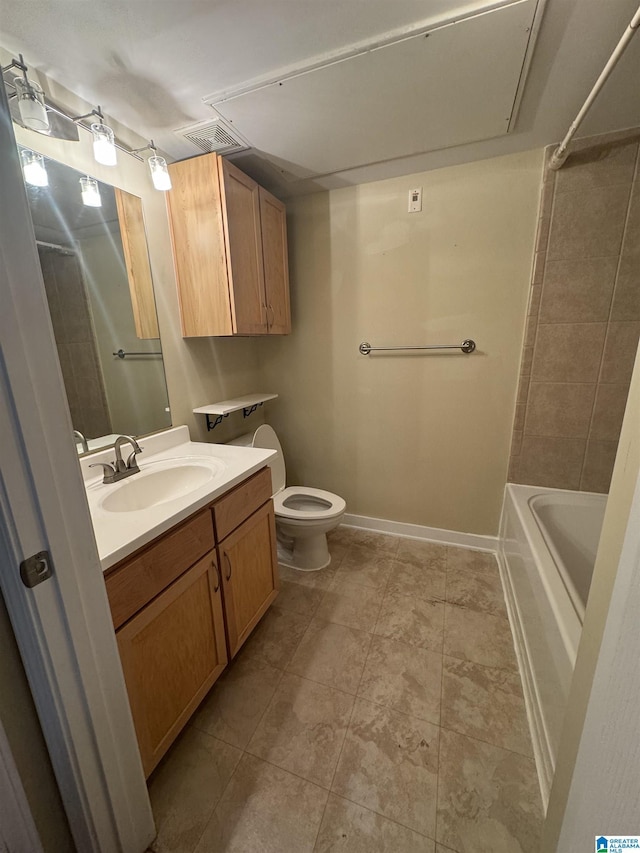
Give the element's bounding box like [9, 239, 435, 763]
[89, 435, 143, 484]
[73, 429, 89, 453]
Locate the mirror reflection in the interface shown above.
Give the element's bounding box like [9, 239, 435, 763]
[20, 149, 171, 453]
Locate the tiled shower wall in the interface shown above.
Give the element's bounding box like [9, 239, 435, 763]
[39, 246, 112, 439]
[509, 132, 640, 493]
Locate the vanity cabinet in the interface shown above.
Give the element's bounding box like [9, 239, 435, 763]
[103, 467, 278, 776]
[166, 153, 290, 338]
[213, 467, 279, 657]
[116, 553, 227, 776]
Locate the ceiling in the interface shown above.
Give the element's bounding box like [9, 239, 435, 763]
[2, 0, 640, 197]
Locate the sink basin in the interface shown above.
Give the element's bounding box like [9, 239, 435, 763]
[100, 461, 223, 513]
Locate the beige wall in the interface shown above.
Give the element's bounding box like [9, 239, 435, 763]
[510, 131, 640, 492]
[258, 150, 543, 535]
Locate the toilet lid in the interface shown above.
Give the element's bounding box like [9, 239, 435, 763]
[251, 424, 286, 494]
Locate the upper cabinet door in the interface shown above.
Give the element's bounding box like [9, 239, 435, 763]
[218, 158, 267, 335]
[166, 155, 233, 337]
[259, 187, 291, 335]
[114, 189, 159, 340]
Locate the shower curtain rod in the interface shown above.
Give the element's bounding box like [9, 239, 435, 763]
[549, 4, 640, 170]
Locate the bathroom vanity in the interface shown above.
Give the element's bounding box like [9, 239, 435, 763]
[84, 428, 279, 777]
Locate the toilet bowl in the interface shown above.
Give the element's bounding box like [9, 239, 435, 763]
[229, 425, 346, 571]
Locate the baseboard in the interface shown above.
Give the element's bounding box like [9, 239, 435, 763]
[341, 513, 498, 552]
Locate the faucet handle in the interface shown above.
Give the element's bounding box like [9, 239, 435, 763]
[89, 462, 116, 484]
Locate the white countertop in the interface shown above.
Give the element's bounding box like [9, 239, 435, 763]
[82, 426, 275, 572]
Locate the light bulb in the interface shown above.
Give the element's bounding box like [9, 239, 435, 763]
[14, 77, 50, 134]
[91, 121, 117, 166]
[148, 155, 172, 191]
[79, 175, 101, 207]
[20, 149, 48, 187]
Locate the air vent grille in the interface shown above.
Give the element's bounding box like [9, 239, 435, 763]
[177, 118, 249, 155]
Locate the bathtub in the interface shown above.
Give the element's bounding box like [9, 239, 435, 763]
[498, 484, 606, 807]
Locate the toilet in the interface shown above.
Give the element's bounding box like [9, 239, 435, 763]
[230, 424, 346, 571]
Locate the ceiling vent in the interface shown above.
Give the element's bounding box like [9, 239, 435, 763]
[176, 117, 250, 155]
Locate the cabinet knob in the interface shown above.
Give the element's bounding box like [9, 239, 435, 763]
[224, 552, 232, 581]
[212, 559, 220, 592]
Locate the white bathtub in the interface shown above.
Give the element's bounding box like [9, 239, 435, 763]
[498, 484, 606, 807]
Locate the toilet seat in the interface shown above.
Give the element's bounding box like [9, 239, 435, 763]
[274, 486, 346, 521]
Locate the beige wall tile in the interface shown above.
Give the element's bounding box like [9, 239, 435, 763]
[531, 323, 606, 383]
[536, 216, 551, 252]
[511, 430, 523, 456]
[547, 184, 630, 260]
[528, 285, 542, 316]
[521, 346, 534, 376]
[533, 251, 546, 284]
[524, 315, 537, 347]
[524, 382, 596, 438]
[620, 181, 640, 254]
[540, 182, 554, 220]
[599, 322, 640, 384]
[580, 439, 618, 493]
[539, 257, 618, 323]
[554, 140, 638, 193]
[590, 384, 631, 441]
[514, 402, 526, 431]
[517, 373, 531, 404]
[611, 255, 640, 321]
[516, 435, 586, 489]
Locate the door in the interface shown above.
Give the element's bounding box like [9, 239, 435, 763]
[0, 82, 154, 851]
[117, 553, 227, 776]
[259, 186, 291, 335]
[219, 502, 279, 657]
[218, 157, 268, 335]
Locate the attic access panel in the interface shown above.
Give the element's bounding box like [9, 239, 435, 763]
[209, 0, 538, 180]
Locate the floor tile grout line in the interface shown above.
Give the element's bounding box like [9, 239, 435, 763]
[438, 721, 535, 760]
[435, 559, 449, 846]
[319, 791, 440, 846]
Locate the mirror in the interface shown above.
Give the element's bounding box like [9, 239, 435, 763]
[20, 149, 171, 453]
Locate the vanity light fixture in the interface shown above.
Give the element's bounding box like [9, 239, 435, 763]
[79, 175, 101, 207]
[73, 105, 117, 166]
[1, 54, 50, 134]
[131, 139, 172, 191]
[20, 148, 48, 186]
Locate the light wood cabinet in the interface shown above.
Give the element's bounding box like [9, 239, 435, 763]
[219, 501, 279, 658]
[166, 153, 290, 338]
[104, 466, 279, 775]
[116, 552, 227, 776]
[114, 188, 159, 340]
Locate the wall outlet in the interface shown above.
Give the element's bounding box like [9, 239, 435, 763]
[408, 187, 422, 213]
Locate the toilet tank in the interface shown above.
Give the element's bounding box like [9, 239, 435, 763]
[228, 425, 286, 494]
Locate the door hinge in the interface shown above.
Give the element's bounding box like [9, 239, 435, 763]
[20, 550, 53, 588]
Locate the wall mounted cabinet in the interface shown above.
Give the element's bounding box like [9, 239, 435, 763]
[166, 153, 290, 337]
[104, 468, 279, 776]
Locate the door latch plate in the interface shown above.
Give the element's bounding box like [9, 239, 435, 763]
[20, 550, 53, 588]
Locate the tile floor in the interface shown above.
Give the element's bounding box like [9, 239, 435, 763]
[148, 527, 543, 853]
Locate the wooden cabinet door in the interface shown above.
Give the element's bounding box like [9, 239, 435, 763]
[116, 551, 227, 777]
[219, 501, 279, 658]
[114, 189, 159, 339]
[218, 157, 267, 335]
[166, 154, 233, 337]
[259, 187, 291, 335]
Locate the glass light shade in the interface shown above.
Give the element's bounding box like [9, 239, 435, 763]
[148, 155, 172, 191]
[14, 77, 50, 134]
[20, 149, 48, 187]
[79, 175, 101, 207]
[91, 122, 117, 166]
